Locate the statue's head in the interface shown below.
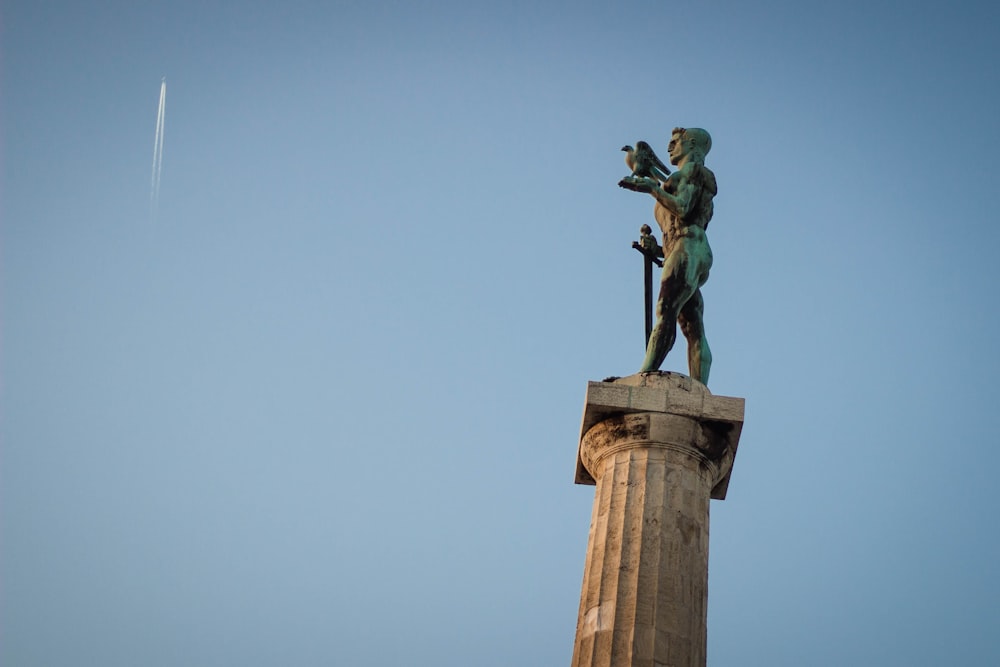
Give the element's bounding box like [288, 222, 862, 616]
[668, 127, 711, 165]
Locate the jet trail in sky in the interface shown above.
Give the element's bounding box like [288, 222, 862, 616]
[150, 78, 166, 221]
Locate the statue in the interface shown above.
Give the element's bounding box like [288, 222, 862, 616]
[618, 127, 717, 384]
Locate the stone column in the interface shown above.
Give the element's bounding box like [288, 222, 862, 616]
[571, 373, 744, 667]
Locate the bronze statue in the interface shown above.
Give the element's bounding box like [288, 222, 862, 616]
[619, 128, 717, 384]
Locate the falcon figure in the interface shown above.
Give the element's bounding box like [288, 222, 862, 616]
[622, 141, 671, 182]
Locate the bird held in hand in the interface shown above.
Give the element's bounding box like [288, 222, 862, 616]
[622, 141, 671, 182]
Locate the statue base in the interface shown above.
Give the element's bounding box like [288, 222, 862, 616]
[571, 372, 745, 667]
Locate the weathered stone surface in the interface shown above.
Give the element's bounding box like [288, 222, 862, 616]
[571, 372, 745, 667]
[575, 372, 744, 499]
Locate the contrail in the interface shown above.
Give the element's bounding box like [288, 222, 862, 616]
[150, 78, 166, 221]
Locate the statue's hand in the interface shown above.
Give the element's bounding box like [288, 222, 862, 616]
[618, 176, 654, 193]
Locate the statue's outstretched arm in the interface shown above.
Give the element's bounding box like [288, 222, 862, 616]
[619, 166, 698, 218]
[618, 175, 656, 193]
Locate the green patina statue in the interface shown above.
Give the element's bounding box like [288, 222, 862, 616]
[619, 127, 717, 384]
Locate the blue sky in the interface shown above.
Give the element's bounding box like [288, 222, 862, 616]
[3, 1, 999, 665]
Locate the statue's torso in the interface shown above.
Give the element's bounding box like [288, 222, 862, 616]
[655, 164, 715, 251]
[655, 202, 709, 250]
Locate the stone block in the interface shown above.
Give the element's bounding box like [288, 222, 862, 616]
[575, 371, 745, 500]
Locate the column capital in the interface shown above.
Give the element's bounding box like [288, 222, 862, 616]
[575, 372, 745, 499]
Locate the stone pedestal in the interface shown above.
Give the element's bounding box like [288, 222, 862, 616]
[571, 373, 744, 667]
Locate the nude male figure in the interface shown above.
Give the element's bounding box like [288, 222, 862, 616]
[619, 127, 717, 383]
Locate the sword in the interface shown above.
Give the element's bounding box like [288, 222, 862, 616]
[631, 224, 663, 347]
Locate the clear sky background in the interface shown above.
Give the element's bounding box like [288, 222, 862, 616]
[3, 1, 999, 665]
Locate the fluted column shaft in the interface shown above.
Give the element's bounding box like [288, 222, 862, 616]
[571, 374, 744, 667]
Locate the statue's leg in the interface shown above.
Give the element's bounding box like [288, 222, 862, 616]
[639, 255, 695, 373]
[678, 289, 711, 384]
[640, 309, 679, 372]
